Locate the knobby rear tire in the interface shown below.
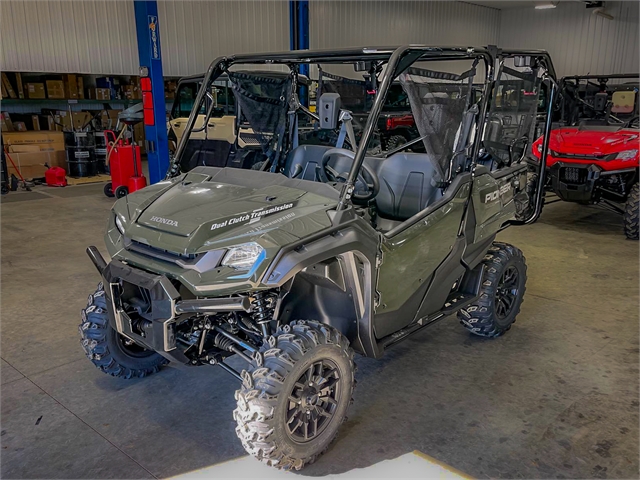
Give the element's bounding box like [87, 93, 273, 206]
[458, 242, 527, 338]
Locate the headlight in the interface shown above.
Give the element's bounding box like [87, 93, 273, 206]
[115, 215, 126, 235]
[221, 242, 264, 270]
[615, 150, 638, 161]
[533, 143, 553, 158]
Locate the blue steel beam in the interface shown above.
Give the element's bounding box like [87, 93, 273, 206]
[289, 0, 309, 105]
[133, 0, 169, 184]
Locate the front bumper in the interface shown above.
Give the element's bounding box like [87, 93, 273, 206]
[101, 258, 187, 363]
[89, 247, 252, 364]
[548, 162, 601, 203]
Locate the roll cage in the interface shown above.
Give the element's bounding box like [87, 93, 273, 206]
[559, 73, 640, 126]
[169, 45, 557, 218]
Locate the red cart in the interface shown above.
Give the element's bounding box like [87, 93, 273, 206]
[103, 130, 147, 198]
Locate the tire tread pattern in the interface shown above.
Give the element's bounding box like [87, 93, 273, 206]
[386, 134, 407, 151]
[78, 283, 167, 379]
[457, 242, 527, 338]
[624, 182, 639, 240]
[233, 320, 355, 470]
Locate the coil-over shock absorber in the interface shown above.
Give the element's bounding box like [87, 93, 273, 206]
[251, 291, 272, 337]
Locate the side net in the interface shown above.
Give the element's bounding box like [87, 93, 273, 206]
[484, 66, 543, 166]
[318, 71, 372, 113]
[228, 71, 293, 162]
[399, 66, 478, 178]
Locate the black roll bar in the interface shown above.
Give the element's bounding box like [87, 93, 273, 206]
[511, 75, 558, 226]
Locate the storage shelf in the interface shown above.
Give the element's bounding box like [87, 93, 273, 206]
[2, 98, 142, 105]
[1, 98, 171, 105]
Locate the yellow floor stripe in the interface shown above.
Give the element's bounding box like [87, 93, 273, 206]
[412, 450, 475, 479]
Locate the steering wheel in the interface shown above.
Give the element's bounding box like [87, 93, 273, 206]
[317, 148, 380, 203]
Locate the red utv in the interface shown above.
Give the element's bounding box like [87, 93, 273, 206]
[531, 74, 639, 239]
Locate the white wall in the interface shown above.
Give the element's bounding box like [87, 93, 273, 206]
[0, 0, 139, 75]
[499, 1, 639, 78]
[310, 0, 500, 49]
[157, 0, 290, 76]
[1, 1, 637, 79]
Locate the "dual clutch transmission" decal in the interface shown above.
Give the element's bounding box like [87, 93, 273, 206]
[210, 202, 297, 231]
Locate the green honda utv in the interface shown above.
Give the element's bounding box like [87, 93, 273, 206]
[80, 46, 556, 470]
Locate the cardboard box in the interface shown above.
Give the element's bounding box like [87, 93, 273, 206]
[5, 150, 67, 179]
[87, 88, 111, 100]
[46, 80, 66, 99]
[1, 73, 17, 98]
[54, 111, 72, 131]
[15, 73, 24, 99]
[31, 115, 41, 131]
[1, 112, 14, 132]
[131, 76, 143, 99]
[38, 114, 56, 131]
[2, 131, 65, 149]
[122, 85, 135, 100]
[72, 112, 92, 130]
[99, 109, 120, 129]
[63, 74, 78, 99]
[8, 144, 41, 153]
[26, 83, 46, 99]
[96, 76, 117, 99]
[134, 122, 146, 153]
[13, 122, 27, 132]
[77, 77, 84, 99]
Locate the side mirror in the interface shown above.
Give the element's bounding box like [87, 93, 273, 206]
[319, 93, 342, 129]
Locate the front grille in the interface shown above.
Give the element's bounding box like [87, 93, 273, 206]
[552, 150, 616, 161]
[560, 167, 588, 185]
[125, 239, 197, 264]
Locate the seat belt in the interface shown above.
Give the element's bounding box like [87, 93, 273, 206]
[336, 110, 357, 150]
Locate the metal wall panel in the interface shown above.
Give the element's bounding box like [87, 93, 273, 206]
[310, 1, 500, 50]
[0, 0, 139, 74]
[157, 0, 290, 76]
[499, 1, 639, 77]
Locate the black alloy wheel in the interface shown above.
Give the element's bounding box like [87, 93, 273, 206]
[286, 359, 341, 443]
[495, 265, 519, 320]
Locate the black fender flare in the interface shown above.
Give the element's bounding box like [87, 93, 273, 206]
[261, 220, 381, 358]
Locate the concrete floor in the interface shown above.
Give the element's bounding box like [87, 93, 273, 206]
[1, 183, 638, 479]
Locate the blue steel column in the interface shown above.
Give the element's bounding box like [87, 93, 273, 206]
[289, 0, 309, 105]
[134, 1, 169, 184]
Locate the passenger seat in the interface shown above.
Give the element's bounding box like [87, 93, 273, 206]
[375, 152, 445, 221]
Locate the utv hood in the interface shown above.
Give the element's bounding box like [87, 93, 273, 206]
[120, 167, 339, 254]
[136, 180, 305, 237]
[550, 127, 639, 154]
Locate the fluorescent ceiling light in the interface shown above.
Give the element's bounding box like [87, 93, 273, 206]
[535, 2, 557, 9]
